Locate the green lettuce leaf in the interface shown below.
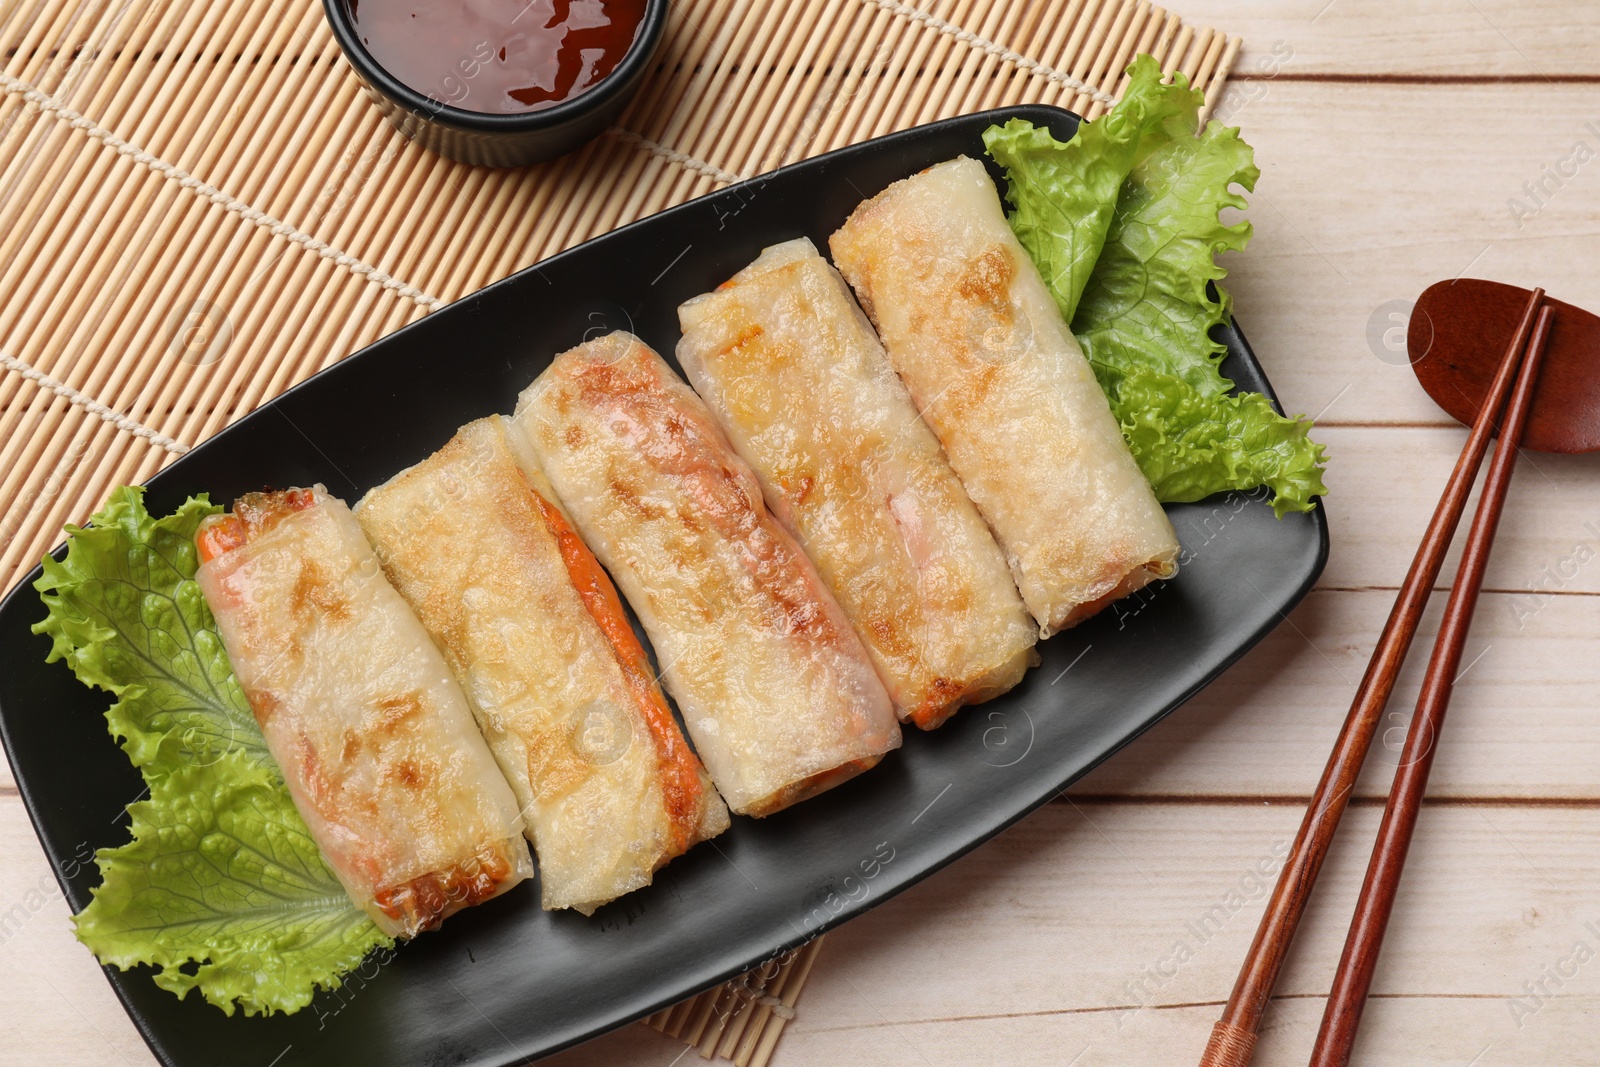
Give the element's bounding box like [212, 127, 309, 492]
[34, 489, 266, 771]
[1073, 119, 1256, 398]
[33, 487, 390, 1015]
[981, 54, 1199, 323]
[1115, 367, 1330, 515]
[72, 753, 388, 1016]
[984, 56, 1327, 517]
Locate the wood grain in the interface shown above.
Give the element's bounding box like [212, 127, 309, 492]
[746, 801, 1600, 1063]
[1205, 81, 1600, 431]
[1309, 428, 1600, 596]
[1070, 587, 1600, 802]
[1180, 1, 1600, 75]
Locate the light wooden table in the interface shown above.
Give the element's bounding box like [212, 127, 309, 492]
[5, 2, 1599, 1064]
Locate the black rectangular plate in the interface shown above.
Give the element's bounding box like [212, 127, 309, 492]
[0, 106, 1327, 1067]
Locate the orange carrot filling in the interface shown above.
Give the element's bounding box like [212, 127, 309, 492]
[526, 487, 705, 855]
[197, 489, 320, 563]
[196, 515, 248, 564]
[373, 843, 516, 934]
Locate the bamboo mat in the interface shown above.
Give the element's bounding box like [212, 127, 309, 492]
[0, 0, 1238, 1060]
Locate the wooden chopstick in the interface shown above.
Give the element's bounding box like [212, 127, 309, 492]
[1197, 286, 1548, 1067]
[1307, 304, 1557, 1066]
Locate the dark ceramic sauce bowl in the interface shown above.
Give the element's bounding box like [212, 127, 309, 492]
[322, 0, 667, 167]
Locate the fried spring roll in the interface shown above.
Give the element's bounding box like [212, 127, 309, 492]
[830, 156, 1181, 636]
[676, 238, 1038, 729]
[514, 332, 901, 816]
[195, 487, 531, 938]
[354, 416, 729, 914]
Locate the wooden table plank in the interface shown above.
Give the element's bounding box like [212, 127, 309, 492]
[1179, 0, 1600, 76]
[1072, 586, 1600, 800]
[719, 997, 1599, 1067]
[544, 801, 1600, 1065]
[0, 801, 159, 1066]
[1308, 428, 1600, 596]
[782, 804, 1600, 1015]
[1212, 81, 1600, 430]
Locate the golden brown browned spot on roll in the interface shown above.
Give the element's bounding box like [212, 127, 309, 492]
[290, 560, 351, 623]
[524, 727, 592, 802]
[956, 244, 1015, 306]
[721, 322, 764, 359]
[374, 692, 424, 736]
[855, 284, 879, 323]
[941, 363, 1000, 419]
[248, 689, 282, 728]
[298, 743, 335, 809]
[607, 476, 668, 522]
[865, 610, 914, 661]
[391, 759, 428, 790]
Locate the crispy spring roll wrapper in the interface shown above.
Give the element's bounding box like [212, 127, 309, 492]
[830, 156, 1181, 637]
[195, 487, 532, 939]
[354, 416, 729, 914]
[676, 238, 1038, 730]
[514, 332, 901, 816]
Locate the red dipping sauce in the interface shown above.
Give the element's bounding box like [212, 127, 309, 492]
[350, 0, 646, 116]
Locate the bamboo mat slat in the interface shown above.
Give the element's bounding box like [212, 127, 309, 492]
[0, 0, 1238, 1059]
